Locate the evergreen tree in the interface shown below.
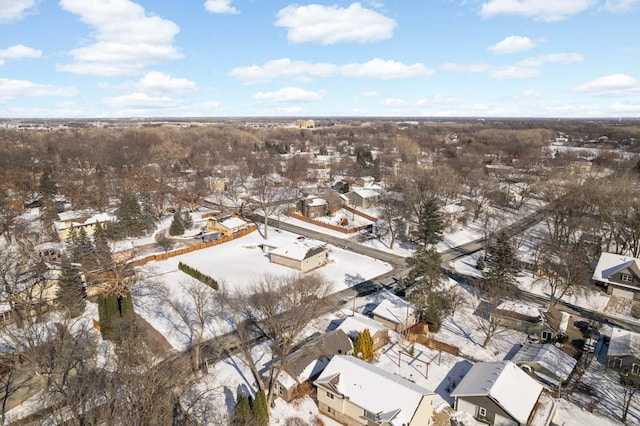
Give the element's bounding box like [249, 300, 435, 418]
[353, 329, 374, 362]
[65, 227, 79, 258]
[233, 393, 251, 426]
[92, 222, 113, 270]
[116, 191, 145, 237]
[483, 230, 520, 296]
[169, 212, 185, 236]
[97, 292, 136, 342]
[412, 198, 444, 248]
[251, 390, 269, 426]
[75, 227, 97, 272]
[140, 192, 158, 234]
[56, 256, 85, 318]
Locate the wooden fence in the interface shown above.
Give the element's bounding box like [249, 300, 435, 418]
[127, 225, 257, 268]
[288, 210, 373, 235]
[408, 332, 460, 356]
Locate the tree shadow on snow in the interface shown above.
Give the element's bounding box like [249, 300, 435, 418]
[435, 360, 473, 405]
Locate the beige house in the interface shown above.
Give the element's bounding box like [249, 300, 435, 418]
[371, 292, 418, 333]
[592, 252, 640, 300]
[270, 237, 328, 272]
[54, 210, 114, 242]
[336, 313, 389, 352]
[205, 214, 252, 237]
[315, 355, 435, 426]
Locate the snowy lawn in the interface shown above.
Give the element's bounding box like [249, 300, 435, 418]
[132, 225, 392, 351]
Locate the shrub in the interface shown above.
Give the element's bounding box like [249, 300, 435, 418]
[178, 262, 218, 290]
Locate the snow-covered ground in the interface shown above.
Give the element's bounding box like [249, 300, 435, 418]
[132, 224, 392, 351]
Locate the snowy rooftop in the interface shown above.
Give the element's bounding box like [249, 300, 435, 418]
[608, 327, 640, 357]
[315, 355, 434, 426]
[336, 313, 388, 339]
[372, 292, 417, 325]
[219, 216, 249, 230]
[54, 212, 114, 230]
[354, 188, 379, 199]
[450, 361, 543, 425]
[512, 343, 577, 383]
[592, 252, 640, 288]
[270, 238, 327, 261]
[496, 300, 542, 320]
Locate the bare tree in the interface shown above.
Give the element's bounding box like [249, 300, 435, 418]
[540, 240, 592, 307]
[377, 191, 404, 249]
[621, 373, 639, 424]
[224, 273, 334, 409]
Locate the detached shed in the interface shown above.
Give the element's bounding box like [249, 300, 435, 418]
[270, 237, 329, 272]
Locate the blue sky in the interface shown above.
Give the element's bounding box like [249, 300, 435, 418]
[0, 0, 639, 118]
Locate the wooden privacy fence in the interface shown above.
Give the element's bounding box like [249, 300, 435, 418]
[288, 210, 373, 234]
[408, 332, 460, 357]
[127, 225, 257, 268]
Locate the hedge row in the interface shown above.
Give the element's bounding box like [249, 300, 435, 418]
[178, 262, 219, 290]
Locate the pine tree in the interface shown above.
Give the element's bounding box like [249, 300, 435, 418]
[251, 390, 269, 426]
[169, 212, 185, 236]
[116, 191, 145, 237]
[92, 222, 113, 270]
[412, 198, 444, 248]
[484, 230, 520, 296]
[353, 329, 374, 362]
[181, 211, 193, 230]
[56, 256, 85, 318]
[233, 393, 251, 426]
[140, 192, 158, 234]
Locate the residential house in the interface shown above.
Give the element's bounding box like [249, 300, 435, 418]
[450, 360, 543, 426]
[511, 343, 577, 386]
[490, 301, 561, 342]
[297, 195, 329, 219]
[270, 329, 352, 402]
[356, 176, 376, 187]
[344, 188, 379, 209]
[607, 327, 640, 377]
[54, 210, 114, 243]
[269, 237, 329, 272]
[205, 213, 252, 237]
[336, 313, 389, 351]
[371, 292, 418, 334]
[315, 355, 435, 426]
[592, 252, 640, 300]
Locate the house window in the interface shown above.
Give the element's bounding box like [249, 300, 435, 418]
[633, 364, 640, 375]
[541, 331, 552, 341]
[610, 358, 623, 368]
[364, 409, 377, 421]
[622, 274, 633, 283]
[327, 407, 335, 415]
[478, 407, 487, 418]
[325, 391, 334, 400]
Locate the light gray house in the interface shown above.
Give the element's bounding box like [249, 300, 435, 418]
[608, 327, 640, 377]
[511, 343, 577, 386]
[592, 252, 640, 300]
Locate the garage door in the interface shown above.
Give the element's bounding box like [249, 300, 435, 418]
[611, 287, 635, 299]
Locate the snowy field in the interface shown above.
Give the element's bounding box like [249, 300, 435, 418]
[132, 225, 392, 351]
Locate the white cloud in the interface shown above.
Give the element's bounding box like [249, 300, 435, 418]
[610, 102, 640, 113]
[57, 0, 182, 76]
[0, 78, 78, 103]
[604, 0, 640, 12]
[275, 3, 396, 45]
[441, 63, 491, 73]
[138, 71, 196, 94]
[491, 65, 540, 79]
[488, 36, 536, 54]
[104, 92, 180, 108]
[519, 52, 583, 67]
[230, 59, 339, 84]
[230, 58, 431, 83]
[253, 87, 326, 103]
[355, 91, 380, 98]
[480, 0, 596, 22]
[572, 74, 640, 97]
[204, 0, 238, 14]
[341, 58, 434, 79]
[0, 0, 37, 23]
[0, 44, 41, 66]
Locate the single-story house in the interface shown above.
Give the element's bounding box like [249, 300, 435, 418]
[490, 301, 560, 343]
[592, 252, 640, 300]
[344, 188, 379, 209]
[315, 355, 435, 426]
[269, 237, 329, 273]
[511, 343, 577, 386]
[205, 214, 252, 237]
[336, 313, 389, 351]
[372, 292, 418, 333]
[270, 329, 352, 402]
[607, 327, 640, 376]
[451, 360, 543, 426]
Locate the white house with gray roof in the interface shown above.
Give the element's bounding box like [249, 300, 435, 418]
[269, 237, 328, 272]
[450, 361, 543, 426]
[592, 252, 640, 299]
[314, 355, 435, 425]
